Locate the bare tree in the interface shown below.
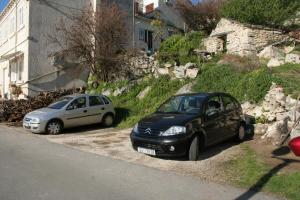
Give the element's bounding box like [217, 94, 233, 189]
[49, 1, 128, 82]
[175, 0, 223, 35]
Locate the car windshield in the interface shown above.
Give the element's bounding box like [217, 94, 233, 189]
[48, 97, 73, 109]
[157, 96, 204, 114]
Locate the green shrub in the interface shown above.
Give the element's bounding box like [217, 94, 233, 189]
[220, 0, 300, 29]
[158, 32, 205, 65]
[193, 65, 283, 102]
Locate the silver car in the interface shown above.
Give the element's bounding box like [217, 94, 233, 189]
[23, 94, 115, 134]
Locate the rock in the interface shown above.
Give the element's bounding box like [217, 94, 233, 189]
[137, 86, 151, 100]
[102, 90, 111, 96]
[176, 82, 195, 95]
[184, 62, 197, 69]
[267, 58, 285, 68]
[157, 67, 169, 76]
[283, 46, 295, 54]
[173, 65, 186, 79]
[254, 123, 268, 135]
[291, 124, 300, 139]
[113, 86, 128, 96]
[164, 63, 173, 68]
[262, 117, 290, 145]
[285, 53, 300, 64]
[258, 46, 285, 60]
[186, 68, 199, 79]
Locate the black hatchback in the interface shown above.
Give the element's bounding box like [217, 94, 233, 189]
[130, 93, 247, 161]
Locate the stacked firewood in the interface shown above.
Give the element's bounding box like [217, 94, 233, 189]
[0, 88, 85, 123]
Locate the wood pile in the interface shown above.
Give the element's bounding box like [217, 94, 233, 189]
[0, 88, 85, 123]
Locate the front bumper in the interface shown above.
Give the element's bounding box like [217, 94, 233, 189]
[130, 131, 190, 157]
[23, 121, 47, 134]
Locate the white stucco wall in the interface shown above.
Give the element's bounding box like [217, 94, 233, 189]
[0, 0, 30, 98]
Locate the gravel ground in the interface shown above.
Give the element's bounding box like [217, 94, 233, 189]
[44, 127, 242, 183]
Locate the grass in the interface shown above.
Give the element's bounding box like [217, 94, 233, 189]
[227, 145, 300, 200]
[193, 63, 300, 103]
[89, 76, 188, 128]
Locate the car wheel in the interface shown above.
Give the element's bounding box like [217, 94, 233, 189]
[46, 120, 62, 135]
[235, 124, 246, 142]
[102, 114, 114, 127]
[188, 136, 200, 161]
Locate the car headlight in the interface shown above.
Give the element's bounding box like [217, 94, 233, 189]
[160, 126, 186, 136]
[133, 123, 139, 133]
[31, 118, 40, 123]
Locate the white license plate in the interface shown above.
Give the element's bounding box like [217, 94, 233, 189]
[137, 147, 156, 156]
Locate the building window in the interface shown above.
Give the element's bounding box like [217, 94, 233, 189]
[10, 56, 24, 82]
[17, 6, 24, 28]
[139, 28, 145, 41]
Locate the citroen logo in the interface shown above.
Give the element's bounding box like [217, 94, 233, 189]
[144, 128, 152, 135]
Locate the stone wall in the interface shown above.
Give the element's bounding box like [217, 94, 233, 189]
[205, 18, 287, 57]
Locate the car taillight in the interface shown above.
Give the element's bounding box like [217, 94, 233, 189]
[289, 137, 300, 157]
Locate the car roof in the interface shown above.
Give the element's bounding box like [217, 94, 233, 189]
[64, 93, 101, 98]
[174, 92, 232, 98]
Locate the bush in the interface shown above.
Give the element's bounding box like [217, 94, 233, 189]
[193, 64, 283, 102]
[158, 32, 205, 65]
[220, 0, 300, 29]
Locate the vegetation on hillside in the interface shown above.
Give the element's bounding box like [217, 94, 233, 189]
[220, 0, 300, 29]
[90, 76, 188, 128]
[157, 32, 205, 65]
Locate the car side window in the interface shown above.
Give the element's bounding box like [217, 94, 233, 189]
[223, 96, 237, 112]
[205, 96, 222, 118]
[89, 96, 104, 107]
[67, 97, 86, 110]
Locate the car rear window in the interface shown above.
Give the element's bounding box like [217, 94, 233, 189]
[89, 96, 104, 107]
[101, 96, 111, 105]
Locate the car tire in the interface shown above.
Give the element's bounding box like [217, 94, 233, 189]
[102, 114, 114, 127]
[235, 124, 246, 142]
[188, 136, 200, 161]
[46, 120, 62, 135]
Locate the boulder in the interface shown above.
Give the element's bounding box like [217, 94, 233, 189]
[184, 62, 197, 69]
[186, 68, 199, 79]
[285, 53, 300, 64]
[157, 67, 169, 76]
[262, 117, 290, 145]
[164, 63, 173, 68]
[291, 124, 300, 139]
[176, 82, 195, 95]
[102, 90, 111, 96]
[137, 86, 151, 100]
[258, 46, 285, 60]
[283, 46, 295, 54]
[173, 65, 186, 79]
[113, 86, 128, 96]
[267, 58, 285, 68]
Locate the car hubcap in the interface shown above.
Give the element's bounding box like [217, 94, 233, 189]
[239, 126, 245, 140]
[105, 116, 113, 126]
[48, 123, 60, 134]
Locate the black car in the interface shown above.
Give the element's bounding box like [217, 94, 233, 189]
[130, 92, 247, 161]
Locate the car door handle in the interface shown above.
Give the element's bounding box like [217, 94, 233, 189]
[83, 110, 87, 113]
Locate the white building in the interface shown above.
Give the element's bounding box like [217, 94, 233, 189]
[0, 0, 184, 99]
[0, 0, 93, 99]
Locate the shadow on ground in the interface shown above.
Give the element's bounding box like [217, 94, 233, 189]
[235, 146, 300, 200]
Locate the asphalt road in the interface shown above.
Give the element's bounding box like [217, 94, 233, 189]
[0, 125, 280, 200]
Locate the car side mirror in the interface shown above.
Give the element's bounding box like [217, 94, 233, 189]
[206, 109, 219, 119]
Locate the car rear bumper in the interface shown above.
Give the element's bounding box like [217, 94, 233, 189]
[130, 132, 190, 157]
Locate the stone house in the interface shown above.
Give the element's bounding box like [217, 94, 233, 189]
[204, 18, 288, 57]
[0, 0, 184, 99]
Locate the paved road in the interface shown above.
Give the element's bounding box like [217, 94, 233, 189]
[0, 125, 280, 200]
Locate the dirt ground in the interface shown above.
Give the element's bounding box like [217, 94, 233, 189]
[247, 135, 300, 173]
[43, 125, 242, 183]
